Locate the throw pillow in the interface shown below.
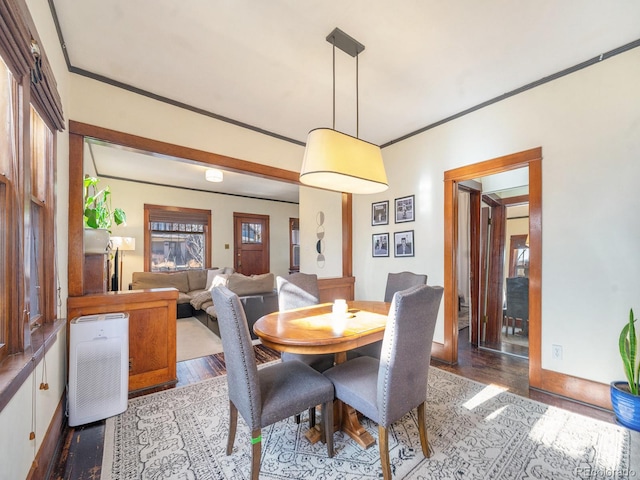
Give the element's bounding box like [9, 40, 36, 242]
[208, 273, 230, 291]
[205, 268, 227, 290]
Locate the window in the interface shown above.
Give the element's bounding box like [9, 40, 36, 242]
[0, 5, 64, 360]
[144, 205, 212, 272]
[29, 106, 52, 328]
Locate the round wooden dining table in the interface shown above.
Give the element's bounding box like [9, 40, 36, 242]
[253, 300, 391, 449]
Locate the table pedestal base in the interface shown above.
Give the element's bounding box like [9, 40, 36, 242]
[340, 403, 375, 448]
[303, 402, 375, 449]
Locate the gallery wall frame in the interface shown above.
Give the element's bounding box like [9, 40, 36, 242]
[394, 230, 414, 257]
[372, 200, 389, 226]
[372, 232, 389, 257]
[394, 195, 415, 223]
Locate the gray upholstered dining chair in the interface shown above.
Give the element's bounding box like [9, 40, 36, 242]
[324, 284, 443, 480]
[212, 285, 334, 480]
[351, 271, 428, 359]
[384, 271, 428, 302]
[277, 273, 336, 373]
[277, 273, 335, 426]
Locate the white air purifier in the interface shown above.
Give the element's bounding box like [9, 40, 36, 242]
[68, 313, 129, 427]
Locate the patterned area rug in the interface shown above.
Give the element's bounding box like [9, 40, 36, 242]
[101, 367, 639, 479]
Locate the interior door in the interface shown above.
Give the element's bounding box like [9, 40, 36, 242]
[233, 213, 270, 275]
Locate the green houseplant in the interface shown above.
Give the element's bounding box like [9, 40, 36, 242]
[611, 308, 640, 431]
[83, 176, 126, 254]
[83, 176, 126, 230]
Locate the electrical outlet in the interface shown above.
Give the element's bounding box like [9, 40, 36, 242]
[552, 344, 563, 360]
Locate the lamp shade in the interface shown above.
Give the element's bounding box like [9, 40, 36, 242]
[110, 236, 136, 251]
[300, 128, 388, 194]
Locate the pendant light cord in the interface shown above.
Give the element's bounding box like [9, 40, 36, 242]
[332, 41, 336, 130]
[356, 54, 359, 138]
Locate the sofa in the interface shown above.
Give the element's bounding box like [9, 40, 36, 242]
[130, 268, 278, 339]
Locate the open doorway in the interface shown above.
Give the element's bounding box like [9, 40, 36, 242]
[458, 180, 530, 359]
[442, 147, 542, 389]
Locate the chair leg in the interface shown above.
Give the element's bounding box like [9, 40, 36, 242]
[322, 400, 334, 458]
[227, 400, 238, 455]
[417, 401, 431, 458]
[250, 428, 261, 480]
[294, 413, 301, 424]
[309, 407, 316, 428]
[378, 425, 392, 480]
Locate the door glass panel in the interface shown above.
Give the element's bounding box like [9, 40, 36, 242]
[242, 222, 262, 244]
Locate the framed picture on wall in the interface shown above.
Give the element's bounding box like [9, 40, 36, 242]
[372, 233, 389, 257]
[395, 195, 415, 223]
[394, 230, 414, 257]
[372, 200, 389, 225]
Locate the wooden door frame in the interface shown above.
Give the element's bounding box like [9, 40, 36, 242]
[442, 147, 543, 387]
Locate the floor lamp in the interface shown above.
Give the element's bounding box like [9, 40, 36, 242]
[110, 236, 136, 291]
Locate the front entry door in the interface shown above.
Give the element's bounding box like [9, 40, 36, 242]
[233, 213, 270, 275]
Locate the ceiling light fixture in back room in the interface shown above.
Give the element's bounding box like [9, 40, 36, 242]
[300, 28, 388, 195]
[205, 168, 224, 182]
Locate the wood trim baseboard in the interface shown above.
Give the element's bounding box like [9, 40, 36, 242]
[431, 341, 445, 361]
[536, 368, 611, 410]
[27, 395, 65, 480]
[431, 339, 611, 411]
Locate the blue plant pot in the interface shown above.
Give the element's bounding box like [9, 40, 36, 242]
[610, 381, 640, 431]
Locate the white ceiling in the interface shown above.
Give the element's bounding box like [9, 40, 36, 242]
[53, 1, 640, 202]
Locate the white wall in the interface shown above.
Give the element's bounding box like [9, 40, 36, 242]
[105, 178, 298, 286]
[69, 75, 304, 173]
[353, 47, 640, 384]
[299, 186, 343, 278]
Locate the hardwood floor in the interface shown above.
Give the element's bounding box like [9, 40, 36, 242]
[48, 336, 615, 479]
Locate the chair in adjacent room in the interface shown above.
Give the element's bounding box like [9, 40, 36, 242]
[212, 286, 334, 480]
[276, 272, 336, 426]
[351, 271, 428, 359]
[324, 284, 443, 480]
[505, 276, 529, 336]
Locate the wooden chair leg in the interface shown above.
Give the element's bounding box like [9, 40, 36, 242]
[309, 407, 316, 428]
[378, 425, 392, 480]
[322, 400, 334, 458]
[227, 400, 238, 455]
[251, 428, 261, 480]
[417, 402, 431, 458]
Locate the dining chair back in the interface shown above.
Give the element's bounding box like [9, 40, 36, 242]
[383, 271, 428, 302]
[276, 273, 334, 372]
[351, 271, 428, 359]
[276, 273, 335, 426]
[324, 284, 443, 480]
[212, 285, 334, 480]
[276, 272, 320, 310]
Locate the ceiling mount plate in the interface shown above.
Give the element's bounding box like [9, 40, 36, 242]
[326, 27, 365, 57]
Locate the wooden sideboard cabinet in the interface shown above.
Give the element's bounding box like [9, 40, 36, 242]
[318, 276, 355, 302]
[67, 288, 178, 393]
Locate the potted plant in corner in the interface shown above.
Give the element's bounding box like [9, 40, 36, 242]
[83, 176, 127, 254]
[611, 308, 640, 431]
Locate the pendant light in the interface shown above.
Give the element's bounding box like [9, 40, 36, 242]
[300, 28, 388, 195]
